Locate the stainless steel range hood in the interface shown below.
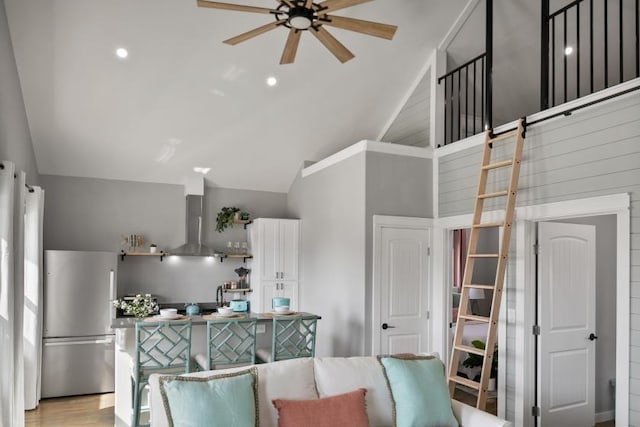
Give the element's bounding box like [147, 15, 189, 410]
[170, 194, 221, 257]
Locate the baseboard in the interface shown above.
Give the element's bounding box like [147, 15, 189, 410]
[595, 409, 615, 423]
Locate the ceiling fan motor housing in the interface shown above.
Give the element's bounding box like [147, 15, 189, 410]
[288, 6, 315, 30]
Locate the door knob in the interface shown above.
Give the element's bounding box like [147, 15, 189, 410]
[588, 333, 598, 341]
[381, 323, 396, 330]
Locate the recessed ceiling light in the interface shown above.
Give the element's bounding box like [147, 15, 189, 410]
[193, 167, 211, 175]
[564, 46, 574, 55]
[266, 76, 278, 87]
[115, 48, 129, 59]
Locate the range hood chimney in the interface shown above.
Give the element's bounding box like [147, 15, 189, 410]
[170, 179, 220, 257]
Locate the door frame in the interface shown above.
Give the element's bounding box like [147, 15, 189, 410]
[516, 193, 630, 427]
[372, 215, 433, 356]
[434, 213, 509, 419]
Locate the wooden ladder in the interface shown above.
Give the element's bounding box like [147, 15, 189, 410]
[448, 118, 526, 410]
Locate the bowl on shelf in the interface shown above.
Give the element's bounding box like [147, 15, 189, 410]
[274, 305, 290, 313]
[217, 306, 233, 316]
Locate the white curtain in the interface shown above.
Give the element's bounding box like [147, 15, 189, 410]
[13, 171, 26, 427]
[0, 161, 16, 427]
[23, 186, 44, 410]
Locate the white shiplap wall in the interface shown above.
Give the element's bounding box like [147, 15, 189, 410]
[437, 91, 640, 423]
[382, 70, 431, 147]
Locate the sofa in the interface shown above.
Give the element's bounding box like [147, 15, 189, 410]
[148, 356, 512, 427]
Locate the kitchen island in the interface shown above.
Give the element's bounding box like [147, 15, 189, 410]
[111, 312, 320, 427]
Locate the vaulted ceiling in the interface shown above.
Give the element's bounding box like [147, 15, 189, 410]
[5, 0, 466, 192]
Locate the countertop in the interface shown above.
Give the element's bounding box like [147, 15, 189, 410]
[111, 312, 320, 329]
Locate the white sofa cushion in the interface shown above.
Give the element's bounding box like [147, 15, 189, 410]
[313, 357, 393, 427]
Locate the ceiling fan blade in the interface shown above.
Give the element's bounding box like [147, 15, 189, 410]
[197, 0, 281, 14]
[317, 0, 372, 14]
[321, 15, 397, 40]
[280, 29, 302, 64]
[223, 20, 286, 45]
[304, 0, 314, 8]
[310, 27, 354, 63]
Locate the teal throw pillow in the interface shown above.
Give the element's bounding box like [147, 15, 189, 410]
[159, 368, 258, 427]
[379, 356, 459, 427]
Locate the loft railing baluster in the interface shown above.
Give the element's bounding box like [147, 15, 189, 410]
[443, 75, 448, 147]
[590, 0, 594, 92]
[473, 60, 477, 135]
[619, 0, 623, 83]
[481, 56, 485, 129]
[449, 74, 454, 145]
[636, 0, 639, 77]
[564, 11, 568, 103]
[465, 65, 469, 137]
[577, 3, 581, 98]
[605, 0, 609, 87]
[457, 69, 461, 141]
[552, 16, 556, 106]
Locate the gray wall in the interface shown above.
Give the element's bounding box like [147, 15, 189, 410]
[382, 70, 431, 147]
[287, 153, 367, 358]
[438, 92, 640, 422]
[0, 0, 38, 183]
[364, 151, 433, 353]
[555, 215, 617, 415]
[287, 150, 434, 358]
[40, 174, 288, 302]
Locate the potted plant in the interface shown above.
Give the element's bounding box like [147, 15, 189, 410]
[215, 207, 240, 233]
[149, 243, 157, 253]
[462, 340, 498, 390]
[112, 294, 158, 318]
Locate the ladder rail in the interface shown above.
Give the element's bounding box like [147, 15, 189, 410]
[448, 118, 526, 410]
[447, 128, 494, 395]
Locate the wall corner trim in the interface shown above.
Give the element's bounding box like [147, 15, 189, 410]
[301, 140, 433, 178]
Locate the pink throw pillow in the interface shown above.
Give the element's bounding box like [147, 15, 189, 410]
[272, 388, 369, 427]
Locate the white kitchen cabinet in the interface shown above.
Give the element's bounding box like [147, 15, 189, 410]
[249, 219, 300, 312]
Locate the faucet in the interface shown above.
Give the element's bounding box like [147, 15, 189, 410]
[216, 285, 225, 307]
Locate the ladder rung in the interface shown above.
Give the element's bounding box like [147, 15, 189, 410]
[455, 344, 486, 356]
[482, 159, 514, 170]
[468, 253, 499, 258]
[472, 221, 504, 228]
[488, 129, 518, 144]
[450, 375, 481, 390]
[466, 284, 495, 290]
[458, 314, 491, 323]
[478, 190, 509, 199]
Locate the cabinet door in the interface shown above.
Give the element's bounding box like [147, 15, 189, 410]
[261, 282, 279, 313]
[279, 220, 299, 280]
[280, 282, 298, 311]
[259, 220, 280, 281]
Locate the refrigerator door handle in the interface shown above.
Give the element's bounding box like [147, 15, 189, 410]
[44, 337, 114, 347]
[109, 269, 116, 319]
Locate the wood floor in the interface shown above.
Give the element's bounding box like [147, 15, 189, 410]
[25, 393, 114, 426]
[27, 391, 615, 426]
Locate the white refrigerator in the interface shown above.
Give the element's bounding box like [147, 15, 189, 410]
[42, 250, 117, 398]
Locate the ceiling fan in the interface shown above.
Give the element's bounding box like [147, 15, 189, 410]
[197, 0, 398, 64]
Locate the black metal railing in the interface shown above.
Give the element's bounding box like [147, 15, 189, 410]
[541, 0, 640, 109]
[437, 0, 493, 147]
[438, 54, 487, 147]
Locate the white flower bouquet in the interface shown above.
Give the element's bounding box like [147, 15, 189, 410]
[113, 294, 158, 318]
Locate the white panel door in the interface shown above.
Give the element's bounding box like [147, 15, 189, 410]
[279, 220, 299, 281]
[538, 222, 596, 427]
[379, 227, 430, 355]
[259, 219, 280, 281]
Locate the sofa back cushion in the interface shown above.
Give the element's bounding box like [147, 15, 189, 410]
[149, 358, 317, 427]
[313, 357, 394, 427]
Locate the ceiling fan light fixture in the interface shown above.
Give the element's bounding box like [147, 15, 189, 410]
[288, 7, 314, 30]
